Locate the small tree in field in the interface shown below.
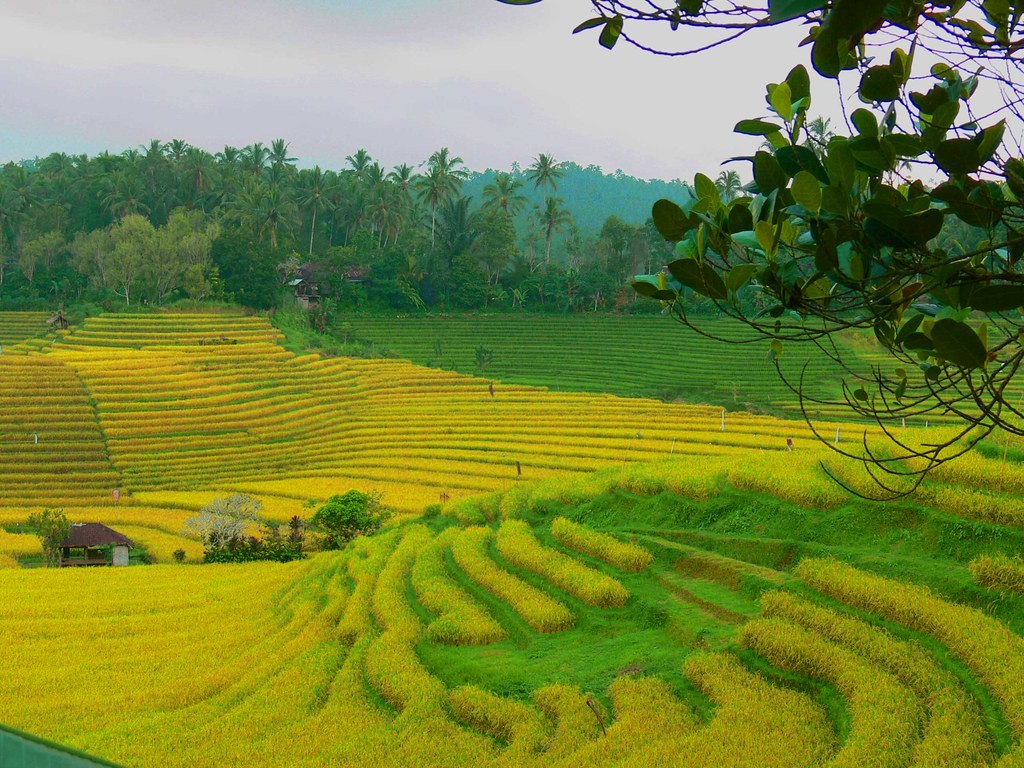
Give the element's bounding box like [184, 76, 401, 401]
[475, 345, 494, 374]
[27, 508, 70, 567]
[183, 493, 262, 549]
[310, 490, 387, 549]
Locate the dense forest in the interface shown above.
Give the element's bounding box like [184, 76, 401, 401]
[0, 141, 688, 314]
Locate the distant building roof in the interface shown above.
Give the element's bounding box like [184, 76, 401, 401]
[60, 523, 135, 549]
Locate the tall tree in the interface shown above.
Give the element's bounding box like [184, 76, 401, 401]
[534, 196, 573, 265]
[482, 172, 528, 217]
[297, 166, 332, 255]
[526, 153, 564, 203]
[416, 148, 468, 249]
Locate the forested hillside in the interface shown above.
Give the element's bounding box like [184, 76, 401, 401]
[463, 162, 691, 235]
[0, 144, 683, 314]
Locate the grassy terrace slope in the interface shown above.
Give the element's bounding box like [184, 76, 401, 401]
[0, 311, 840, 563]
[4, 311, 1024, 766]
[4, 456, 1024, 767]
[345, 314, 871, 420]
[0, 311, 49, 349]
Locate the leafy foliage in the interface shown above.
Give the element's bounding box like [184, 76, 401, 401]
[26, 507, 69, 568]
[310, 490, 388, 549]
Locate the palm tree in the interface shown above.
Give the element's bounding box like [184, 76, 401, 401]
[346, 149, 372, 181]
[165, 139, 190, 163]
[416, 148, 468, 249]
[364, 161, 386, 188]
[231, 182, 298, 250]
[366, 184, 404, 249]
[181, 148, 216, 209]
[387, 164, 417, 244]
[482, 172, 528, 217]
[804, 116, 835, 159]
[387, 163, 416, 193]
[101, 172, 150, 220]
[715, 170, 743, 202]
[269, 139, 296, 169]
[436, 196, 477, 257]
[241, 143, 270, 177]
[534, 196, 572, 264]
[526, 153, 564, 202]
[297, 166, 332, 255]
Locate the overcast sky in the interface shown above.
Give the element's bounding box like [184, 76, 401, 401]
[1, 0, 850, 180]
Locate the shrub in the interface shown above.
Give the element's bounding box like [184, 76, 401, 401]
[310, 490, 388, 549]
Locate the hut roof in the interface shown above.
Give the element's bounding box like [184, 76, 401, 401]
[61, 523, 135, 549]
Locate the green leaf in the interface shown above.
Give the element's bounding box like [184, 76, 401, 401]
[735, 119, 782, 136]
[903, 331, 934, 351]
[726, 264, 758, 293]
[931, 318, 988, 369]
[934, 138, 982, 175]
[753, 151, 788, 194]
[790, 170, 822, 211]
[975, 121, 1006, 164]
[768, 0, 826, 22]
[693, 173, 722, 213]
[572, 17, 607, 33]
[883, 134, 925, 158]
[651, 199, 695, 241]
[776, 145, 830, 184]
[895, 314, 925, 344]
[599, 15, 623, 49]
[769, 82, 794, 121]
[853, 387, 869, 401]
[898, 209, 944, 245]
[850, 109, 878, 137]
[631, 280, 660, 297]
[667, 258, 728, 300]
[967, 284, 1024, 312]
[860, 66, 901, 102]
[786, 65, 811, 105]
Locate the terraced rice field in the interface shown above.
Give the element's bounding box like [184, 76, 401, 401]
[0, 310, 50, 349]
[4, 309, 1024, 767]
[1, 311, 859, 563]
[344, 314, 880, 421]
[3, 457, 1024, 767]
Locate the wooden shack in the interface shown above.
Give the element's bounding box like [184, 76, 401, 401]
[47, 312, 69, 331]
[59, 523, 135, 567]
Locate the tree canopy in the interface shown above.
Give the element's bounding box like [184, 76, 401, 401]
[501, 0, 1024, 496]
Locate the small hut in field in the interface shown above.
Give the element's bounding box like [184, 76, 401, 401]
[47, 311, 69, 331]
[59, 524, 135, 567]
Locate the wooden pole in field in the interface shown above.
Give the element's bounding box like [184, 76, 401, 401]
[721, 408, 726, 432]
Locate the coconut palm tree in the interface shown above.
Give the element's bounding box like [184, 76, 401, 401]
[231, 182, 298, 250]
[416, 148, 468, 249]
[346, 149, 372, 181]
[297, 166, 332, 255]
[241, 143, 270, 177]
[165, 139, 190, 163]
[482, 172, 528, 217]
[526, 153, 564, 203]
[714, 170, 743, 202]
[534, 196, 572, 265]
[269, 139, 296, 170]
[101, 172, 150, 220]
[804, 116, 835, 159]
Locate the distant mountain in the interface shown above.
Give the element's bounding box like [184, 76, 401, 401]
[463, 162, 692, 236]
